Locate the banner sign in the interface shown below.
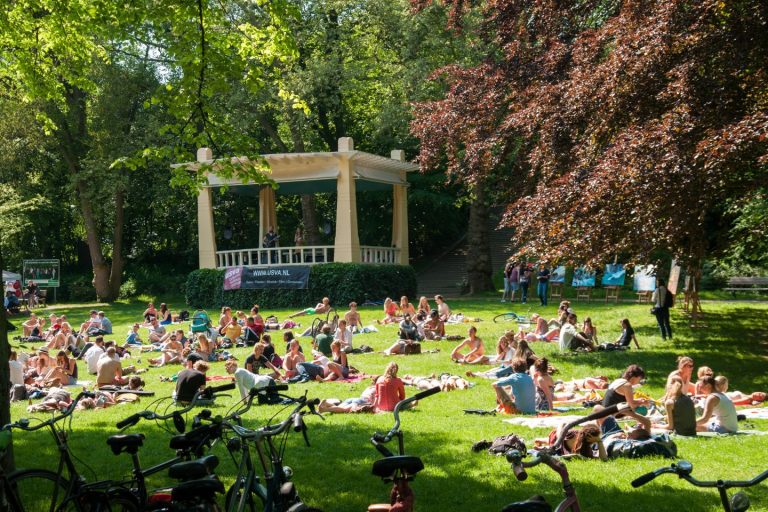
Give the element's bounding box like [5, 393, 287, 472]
[668, 259, 682, 295]
[602, 264, 626, 286]
[224, 266, 311, 290]
[23, 259, 60, 288]
[572, 267, 596, 287]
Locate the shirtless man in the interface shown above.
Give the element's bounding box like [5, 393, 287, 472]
[344, 302, 362, 333]
[288, 297, 331, 318]
[665, 356, 696, 398]
[450, 326, 485, 363]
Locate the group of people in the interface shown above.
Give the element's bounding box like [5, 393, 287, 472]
[3, 279, 40, 314]
[501, 261, 553, 306]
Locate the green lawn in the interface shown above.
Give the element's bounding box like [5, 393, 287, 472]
[8, 297, 768, 511]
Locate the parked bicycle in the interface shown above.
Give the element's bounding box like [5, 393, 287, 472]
[503, 404, 621, 512]
[493, 310, 531, 328]
[367, 386, 441, 512]
[2, 385, 233, 511]
[219, 387, 325, 512]
[632, 460, 768, 512]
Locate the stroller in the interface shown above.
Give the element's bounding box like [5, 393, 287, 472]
[190, 310, 213, 334]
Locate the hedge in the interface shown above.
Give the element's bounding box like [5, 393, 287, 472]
[185, 263, 418, 310]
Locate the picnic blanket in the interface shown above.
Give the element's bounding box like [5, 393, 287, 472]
[503, 415, 585, 428]
[738, 407, 768, 420]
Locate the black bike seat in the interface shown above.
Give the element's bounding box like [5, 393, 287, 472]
[372, 455, 424, 478]
[169, 424, 216, 452]
[502, 495, 553, 512]
[171, 476, 225, 501]
[168, 455, 219, 480]
[106, 434, 145, 455]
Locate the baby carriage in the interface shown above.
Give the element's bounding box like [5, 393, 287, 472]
[190, 310, 213, 334]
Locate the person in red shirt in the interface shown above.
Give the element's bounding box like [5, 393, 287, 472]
[373, 362, 405, 412]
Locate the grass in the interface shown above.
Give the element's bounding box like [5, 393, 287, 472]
[8, 296, 768, 511]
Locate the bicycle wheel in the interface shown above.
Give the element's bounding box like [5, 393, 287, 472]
[6, 468, 70, 511]
[493, 313, 519, 323]
[224, 478, 258, 512]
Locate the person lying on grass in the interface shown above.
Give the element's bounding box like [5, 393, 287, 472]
[288, 297, 331, 319]
[450, 326, 485, 363]
[402, 373, 470, 392]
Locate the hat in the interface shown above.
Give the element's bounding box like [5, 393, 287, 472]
[186, 353, 203, 363]
[37, 347, 49, 354]
[98, 311, 105, 315]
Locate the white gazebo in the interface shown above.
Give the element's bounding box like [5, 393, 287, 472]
[177, 137, 418, 269]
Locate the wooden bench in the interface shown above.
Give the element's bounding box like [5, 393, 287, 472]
[724, 277, 768, 295]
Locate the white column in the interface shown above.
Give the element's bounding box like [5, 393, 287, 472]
[334, 137, 360, 262]
[196, 148, 217, 268]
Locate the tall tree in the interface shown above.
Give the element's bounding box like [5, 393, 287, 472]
[412, 0, 768, 309]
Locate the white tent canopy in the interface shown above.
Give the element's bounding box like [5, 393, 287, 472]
[2, 270, 21, 282]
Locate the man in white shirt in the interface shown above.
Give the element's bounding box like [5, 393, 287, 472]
[334, 319, 354, 352]
[559, 313, 594, 352]
[84, 336, 106, 374]
[225, 359, 273, 399]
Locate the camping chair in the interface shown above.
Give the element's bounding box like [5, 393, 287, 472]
[190, 310, 213, 334]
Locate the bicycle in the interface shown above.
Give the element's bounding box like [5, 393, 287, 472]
[220, 387, 325, 512]
[3, 385, 233, 511]
[503, 404, 621, 512]
[493, 310, 531, 328]
[367, 386, 441, 512]
[632, 460, 768, 512]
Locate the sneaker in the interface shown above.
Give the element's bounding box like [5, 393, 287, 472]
[500, 299, 506, 303]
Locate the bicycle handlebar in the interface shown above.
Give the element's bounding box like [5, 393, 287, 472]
[230, 394, 320, 442]
[551, 404, 619, 450]
[373, 386, 441, 444]
[632, 462, 768, 489]
[3, 391, 95, 432]
[116, 383, 238, 430]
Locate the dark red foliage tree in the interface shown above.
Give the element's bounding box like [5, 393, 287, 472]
[411, 0, 768, 314]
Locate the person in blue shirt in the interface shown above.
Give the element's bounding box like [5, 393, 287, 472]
[493, 358, 536, 414]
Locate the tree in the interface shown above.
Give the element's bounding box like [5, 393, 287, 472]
[412, 0, 768, 310]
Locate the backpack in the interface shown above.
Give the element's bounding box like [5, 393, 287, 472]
[487, 434, 527, 455]
[664, 289, 675, 308]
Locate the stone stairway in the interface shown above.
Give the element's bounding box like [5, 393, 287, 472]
[416, 207, 515, 297]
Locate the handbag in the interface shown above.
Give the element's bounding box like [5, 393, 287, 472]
[650, 306, 660, 315]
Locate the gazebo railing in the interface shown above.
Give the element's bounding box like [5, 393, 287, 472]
[360, 246, 400, 264]
[216, 245, 401, 268]
[216, 246, 334, 268]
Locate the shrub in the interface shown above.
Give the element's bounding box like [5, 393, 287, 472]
[186, 264, 418, 309]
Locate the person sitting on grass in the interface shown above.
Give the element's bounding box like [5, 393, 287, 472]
[581, 317, 598, 343]
[417, 296, 432, 317]
[242, 316, 261, 346]
[219, 316, 242, 344]
[696, 376, 738, 434]
[147, 317, 166, 344]
[174, 360, 209, 404]
[373, 362, 405, 412]
[96, 347, 128, 388]
[22, 314, 41, 338]
[450, 326, 485, 363]
[399, 296, 416, 318]
[613, 318, 639, 349]
[434, 295, 451, 322]
[398, 314, 421, 342]
[492, 358, 536, 415]
[142, 302, 157, 323]
[343, 302, 362, 333]
[48, 322, 76, 351]
[463, 334, 513, 366]
[422, 310, 445, 340]
[40, 350, 78, 387]
[559, 313, 595, 352]
[602, 364, 652, 431]
[225, 359, 274, 400]
[125, 323, 143, 346]
[665, 356, 696, 396]
[147, 333, 183, 367]
[245, 342, 283, 380]
[532, 357, 555, 411]
[288, 297, 331, 319]
[310, 324, 332, 357]
[694, 365, 714, 396]
[193, 333, 215, 362]
[334, 319, 354, 352]
[282, 339, 306, 379]
[379, 297, 398, 324]
[657, 377, 697, 436]
[320, 340, 350, 382]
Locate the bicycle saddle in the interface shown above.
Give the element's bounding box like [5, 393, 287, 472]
[106, 433, 145, 455]
[168, 454, 219, 480]
[501, 495, 552, 512]
[372, 455, 424, 478]
[171, 476, 225, 501]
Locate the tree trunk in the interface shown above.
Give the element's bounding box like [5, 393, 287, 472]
[109, 189, 126, 300]
[466, 186, 494, 294]
[0, 241, 15, 477]
[77, 183, 122, 302]
[286, 107, 321, 246]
